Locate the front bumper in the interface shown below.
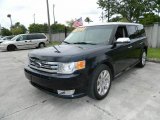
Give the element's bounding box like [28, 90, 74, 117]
[0, 45, 7, 51]
[24, 66, 89, 98]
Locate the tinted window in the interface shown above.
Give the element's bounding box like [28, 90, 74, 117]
[37, 34, 46, 39]
[127, 26, 137, 39]
[27, 35, 34, 40]
[27, 34, 46, 40]
[115, 26, 128, 40]
[32, 35, 38, 39]
[22, 35, 28, 40]
[16, 36, 23, 41]
[137, 25, 145, 37]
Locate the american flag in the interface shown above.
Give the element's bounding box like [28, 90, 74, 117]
[73, 17, 83, 27]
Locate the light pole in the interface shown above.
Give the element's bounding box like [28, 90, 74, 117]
[46, 0, 51, 42]
[7, 14, 13, 29]
[53, 4, 56, 24]
[101, 11, 104, 22]
[0, 24, 1, 36]
[33, 13, 35, 24]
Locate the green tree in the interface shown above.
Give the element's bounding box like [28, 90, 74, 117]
[11, 22, 27, 35]
[153, 0, 160, 15]
[98, 0, 118, 22]
[66, 19, 74, 27]
[84, 17, 93, 24]
[28, 24, 48, 33]
[50, 24, 66, 33]
[1, 27, 12, 36]
[139, 13, 160, 25]
[110, 16, 122, 22]
[12, 27, 24, 35]
[29, 23, 74, 34]
[97, 0, 158, 22]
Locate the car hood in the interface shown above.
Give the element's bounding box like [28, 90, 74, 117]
[0, 40, 14, 44]
[29, 44, 112, 62]
[0, 40, 3, 43]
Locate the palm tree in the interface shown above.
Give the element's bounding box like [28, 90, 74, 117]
[84, 17, 93, 24]
[7, 14, 13, 28]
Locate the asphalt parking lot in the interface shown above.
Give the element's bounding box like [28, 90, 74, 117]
[0, 49, 160, 120]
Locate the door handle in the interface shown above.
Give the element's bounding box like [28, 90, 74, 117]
[128, 46, 133, 49]
[25, 41, 27, 42]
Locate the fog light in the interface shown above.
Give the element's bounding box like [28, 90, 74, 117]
[57, 90, 75, 95]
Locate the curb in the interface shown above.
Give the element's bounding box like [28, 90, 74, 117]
[147, 59, 160, 63]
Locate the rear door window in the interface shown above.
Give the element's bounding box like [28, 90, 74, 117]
[22, 35, 28, 40]
[115, 26, 128, 40]
[27, 35, 34, 40]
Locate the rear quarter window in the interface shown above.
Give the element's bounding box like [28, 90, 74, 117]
[126, 25, 138, 39]
[37, 34, 46, 39]
[137, 25, 145, 37]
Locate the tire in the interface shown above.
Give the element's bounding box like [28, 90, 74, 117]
[7, 45, 16, 51]
[88, 64, 112, 100]
[137, 49, 147, 68]
[39, 43, 45, 48]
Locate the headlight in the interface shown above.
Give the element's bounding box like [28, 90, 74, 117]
[58, 60, 86, 74]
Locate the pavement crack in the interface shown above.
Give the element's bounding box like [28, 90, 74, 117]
[42, 100, 47, 103]
[12, 56, 25, 64]
[86, 100, 120, 120]
[0, 104, 38, 119]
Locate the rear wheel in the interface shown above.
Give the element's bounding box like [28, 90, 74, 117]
[137, 49, 147, 67]
[39, 43, 45, 48]
[7, 45, 16, 51]
[88, 64, 112, 100]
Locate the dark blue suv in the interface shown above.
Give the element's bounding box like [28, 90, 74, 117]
[24, 22, 148, 100]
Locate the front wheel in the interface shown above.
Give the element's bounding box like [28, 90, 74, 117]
[137, 50, 147, 67]
[7, 45, 16, 51]
[39, 43, 45, 48]
[88, 65, 112, 100]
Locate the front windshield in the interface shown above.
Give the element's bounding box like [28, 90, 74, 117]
[64, 25, 114, 44]
[2, 37, 11, 40]
[2, 37, 7, 40]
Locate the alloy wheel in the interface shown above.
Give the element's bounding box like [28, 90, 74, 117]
[97, 70, 111, 96]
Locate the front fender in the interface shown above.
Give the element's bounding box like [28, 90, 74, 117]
[88, 54, 114, 75]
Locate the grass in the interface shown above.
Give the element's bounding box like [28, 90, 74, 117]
[148, 48, 160, 61]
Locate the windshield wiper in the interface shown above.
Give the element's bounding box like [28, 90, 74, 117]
[63, 41, 71, 44]
[72, 42, 96, 45]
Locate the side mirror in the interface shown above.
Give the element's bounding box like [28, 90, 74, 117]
[16, 38, 20, 41]
[116, 38, 131, 43]
[112, 38, 131, 48]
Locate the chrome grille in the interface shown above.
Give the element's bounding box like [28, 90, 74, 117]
[29, 57, 58, 73]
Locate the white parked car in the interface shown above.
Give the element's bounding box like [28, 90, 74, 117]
[0, 36, 15, 43]
[0, 33, 48, 51]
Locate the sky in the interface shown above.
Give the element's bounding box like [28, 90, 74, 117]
[0, 0, 103, 29]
